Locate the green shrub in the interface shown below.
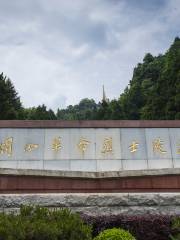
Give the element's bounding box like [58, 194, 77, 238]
[0, 205, 92, 240]
[93, 228, 136, 240]
[169, 217, 180, 240]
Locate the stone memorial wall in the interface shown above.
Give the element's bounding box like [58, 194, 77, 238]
[0, 120, 180, 172]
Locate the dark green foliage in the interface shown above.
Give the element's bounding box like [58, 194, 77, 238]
[93, 228, 136, 240]
[57, 98, 99, 120]
[169, 217, 180, 240]
[0, 73, 57, 120]
[0, 205, 92, 240]
[0, 73, 23, 119]
[93, 37, 180, 120]
[23, 105, 57, 120]
[117, 37, 180, 120]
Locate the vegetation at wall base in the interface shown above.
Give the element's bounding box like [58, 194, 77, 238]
[82, 214, 177, 240]
[0, 205, 92, 240]
[0, 205, 179, 240]
[93, 228, 136, 240]
[169, 216, 180, 240]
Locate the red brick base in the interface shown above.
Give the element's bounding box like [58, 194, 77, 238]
[0, 174, 179, 193]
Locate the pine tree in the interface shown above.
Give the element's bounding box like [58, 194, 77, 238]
[0, 73, 23, 119]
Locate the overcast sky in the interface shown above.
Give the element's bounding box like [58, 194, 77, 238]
[0, 0, 179, 110]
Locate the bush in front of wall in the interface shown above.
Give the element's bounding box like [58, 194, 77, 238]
[169, 216, 180, 240]
[93, 228, 136, 240]
[82, 214, 174, 240]
[0, 205, 92, 240]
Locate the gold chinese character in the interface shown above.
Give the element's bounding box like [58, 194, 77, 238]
[177, 142, 180, 154]
[77, 138, 90, 154]
[153, 138, 167, 154]
[52, 137, 62, 152]
[129, 141, 139, 153]
[0, 137, 13, 156]
[101, 137, 113, 154]
[24, 144, 39, 152]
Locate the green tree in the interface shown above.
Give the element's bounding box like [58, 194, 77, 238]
[115, 37, 180, 120]
[57, 98, 99, 120]
[24, 105, 56, 120]
[0, 73, 23, 119]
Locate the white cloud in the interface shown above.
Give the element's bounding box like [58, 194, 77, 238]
[0, 0, 179, 110]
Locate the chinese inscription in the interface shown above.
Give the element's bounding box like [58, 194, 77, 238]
[129, 141, 139, 153]
[0, 137, 13, 156]
[0, 132, 179, 159]
[101, 137, 113, 154]
[77, 138, 90, 154]
[24, 144, 39, 152]
[177, 142, 180, 154]
[153, 138, 167, 154]
[52, 137, 62, 152]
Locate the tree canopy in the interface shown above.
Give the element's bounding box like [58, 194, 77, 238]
[0, 73, 23, 119]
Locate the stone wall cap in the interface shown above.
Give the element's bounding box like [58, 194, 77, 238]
[0, 168, 179, 179]
[0, 120, 180, 128]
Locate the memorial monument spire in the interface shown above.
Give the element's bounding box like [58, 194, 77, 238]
[102, 85, 108, 102]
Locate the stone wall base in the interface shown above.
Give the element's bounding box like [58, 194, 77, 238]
[0, 193, 179, 216]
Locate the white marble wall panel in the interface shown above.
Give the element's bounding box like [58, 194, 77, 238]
[174, 160, 180, 168]
[0, 129, 45, 163]
[0, 127, 179, 172]
[0, 129, 21, 161]
[44, 129, 70, 160]
[95, 129, 121, 160]
[145, 128, 173, 169]
[69, 129, 96, 160]
[121, 128, 147, 160]
[145, 128, 172, 160]
[169, 128, 180, 160]
[44, 160, 70, 171]
[17, 129, 45, 161]
[0, 160, 18, 168]
[148, 159, 173, 169]
[70, 160, 97, 172]
[122, 160, 148, 170]
[17, 160, 43, 170]
[97, 160, 122, 171]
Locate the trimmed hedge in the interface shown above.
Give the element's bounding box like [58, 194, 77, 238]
[94, 228, 136, 240]
[82, 214, 178, 240]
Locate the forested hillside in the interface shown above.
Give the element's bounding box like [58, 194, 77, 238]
[0, 37, 180, 120]
[118, 37, 180, 120]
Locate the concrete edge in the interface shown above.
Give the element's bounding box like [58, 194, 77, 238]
[0, 168, 179, 179]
